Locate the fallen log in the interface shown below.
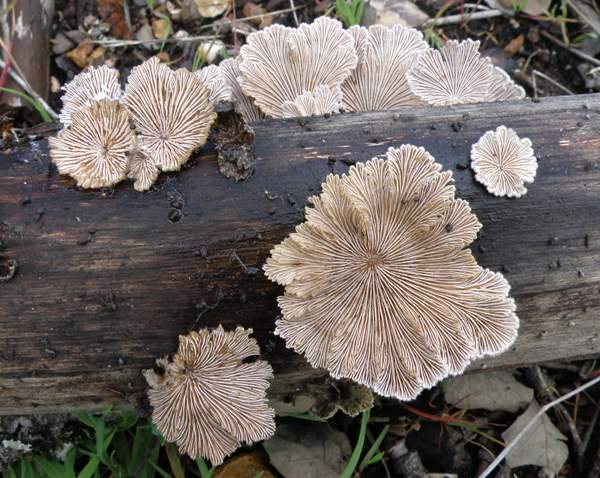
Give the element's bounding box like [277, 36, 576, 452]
[1, 93, 600, 415]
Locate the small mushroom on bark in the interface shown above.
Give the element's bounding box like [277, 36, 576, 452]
[219, 57, 265, 124]
[407, 39, 494, 106]
[281, 85, 342, 118]
[485, 67, 526, 102]
[59, 65, 122, 127]
[127, 149, 160, 192]
[239, 17, 358, 118]
[123, 57, 217, 172]
[49, 99, 133, 189]
[264, 145, 518, 400]
[195, 64, 233, 107]
[342, 25, 428, 112]
[471, 125, 537, 198]
[144, 326, 275, 465]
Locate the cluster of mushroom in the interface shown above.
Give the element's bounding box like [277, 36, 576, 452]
[50, 17, 528, 192]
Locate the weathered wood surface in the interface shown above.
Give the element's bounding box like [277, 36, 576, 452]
[1, 94, 600, 415]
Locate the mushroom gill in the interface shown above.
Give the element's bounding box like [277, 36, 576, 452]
[238, 16, 358, 118]
[264, 145, 518, 400]
[281, 85, 342, 118]
[144, 326, 275, 465]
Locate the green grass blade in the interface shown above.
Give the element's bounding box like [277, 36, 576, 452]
[74, 411, 96, 429]
[77, 457, 100, 478]
[279, 412, 327, 422]
[32, 456, 64, 478]
[358, 424, 389, 471]
[0, 87, 51, 123]
[148, 459, 173, 478]
[195, 457, 214, 478]
[19, 459, 36, 478]
[339, 409, 370, 478]
[3, 464, 17, 478]
[164, 443, 185, 478]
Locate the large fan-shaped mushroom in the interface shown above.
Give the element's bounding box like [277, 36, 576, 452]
[238, 17, 358, 118]
[264, 145, 518, 400]
[342, 25, 428, 112]
[49, 99, 133, 189]
[123, 57, 216, 172]
[219, 57, 265, 124]
[144, 326, 275, 465]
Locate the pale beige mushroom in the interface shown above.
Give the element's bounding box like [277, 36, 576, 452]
[127, 149, 160, 192]
[219, 57, 265, 124]
[264, 145, 518, 401]
[281, 85, 342, 118]
[238, 17, 358, 118]
[144, 326, 275, 465]
[59, 65, 122, 127]
[195, 64, 233, 107]
[123, 57, 217, 172]
[342, 25, 428, 112]
[485, 66, 526, 102]
[49, 99, 133, 189]
[471, 125, 537, 198]
[407, 39, 494, 106]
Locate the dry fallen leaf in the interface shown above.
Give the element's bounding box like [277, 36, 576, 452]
[504, 34, 524, 57]
[67, 41, 105, 69]
[242, 2, 272, 28]
[152, 18, 170, 39]
[486, 0, 551, 15]
[213, 451, 276, 478]
[195, 0, 228, 18]
[97, 0, 133, 39]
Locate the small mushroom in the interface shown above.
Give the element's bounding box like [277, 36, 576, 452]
[59, 65, 122, 127]
[219, 57, 265, 124]
[407, 39, 494, 106]
[281, 85, 342, 118]
[238, 17, 358, 118]
[471, 125, 537, 198]
[195, 64, 233, 107]
[144, 326, 275, 465]
[342, 25, 428, 112]
[264, 145, 518, 400]
[485, 66, 526, 102]
[127, 149, 160, 192]
[123, 57, 217, 172]
[49, 99, 133, 189]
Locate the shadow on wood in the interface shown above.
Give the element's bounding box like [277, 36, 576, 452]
[1, 94, 600, 414]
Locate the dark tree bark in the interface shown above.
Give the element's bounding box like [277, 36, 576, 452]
[1, 94, 600, 414]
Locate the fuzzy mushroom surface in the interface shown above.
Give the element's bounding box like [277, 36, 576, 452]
[407, 39, 494, 106]
[238, 17, 358, 118]
[59, 65, 122, 127]
[123, 57, 217, 172]
[471, 125, 537, 198]
[342, 25, 427, 112]
[144, 326, 275, 465]
[49, 99, 133, 189]
[264, 145, 518, 401]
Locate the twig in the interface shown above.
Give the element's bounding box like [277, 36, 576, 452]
[540, 30, 600, 68]
[289, 0, 299, 26]
[565, 0, 600, 38]
[0, 58, 57, 119]
[527, 366, 584, 470]
[479, 373, 600, 478]
[401, 403, 480, 427]
[582, 396, 600, 453]
[532, 69, 575, 95]
[91, 34, 219, 48]
[422, 9, 504, 27]
[198, 5, 305, 32]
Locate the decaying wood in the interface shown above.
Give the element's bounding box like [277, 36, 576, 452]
[1, 94, 600, 415]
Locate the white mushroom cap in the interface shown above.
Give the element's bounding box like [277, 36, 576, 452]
[238, 17, 358, 118]
[195, 64, 233, 107]
[144, 326, 275, 465]
[342, 25, 428, 112]
[218, 57, 265, 124]
[471, 125, 537, 198]
[281, 85, 342, 118]
[407, 39, 495, 106]
[49, 99, 133, 189]
[127, 149, 160, 192]
[59, 65, 122, 127]
[485, 66, 526, 102]
[123, 57, 217, 172]
[264, 145, 518, 400]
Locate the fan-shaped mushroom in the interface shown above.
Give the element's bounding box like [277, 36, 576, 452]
[264, 145, 518, 400]
[59, 65, 122, 127]
[144, 326, 275, 465]
[471, 125, 537, 197]
[49, 99, 133, 189]
[123, 57, 217, 172]
[485, 66, 526, 102]
[195, 64, 233, 107]
[407, 39, 494, 106]
[342, 25, 428, 112]
[219, 57, 265, 124]
[238, 17, 358, 118]
[281, 85, 342, 118]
